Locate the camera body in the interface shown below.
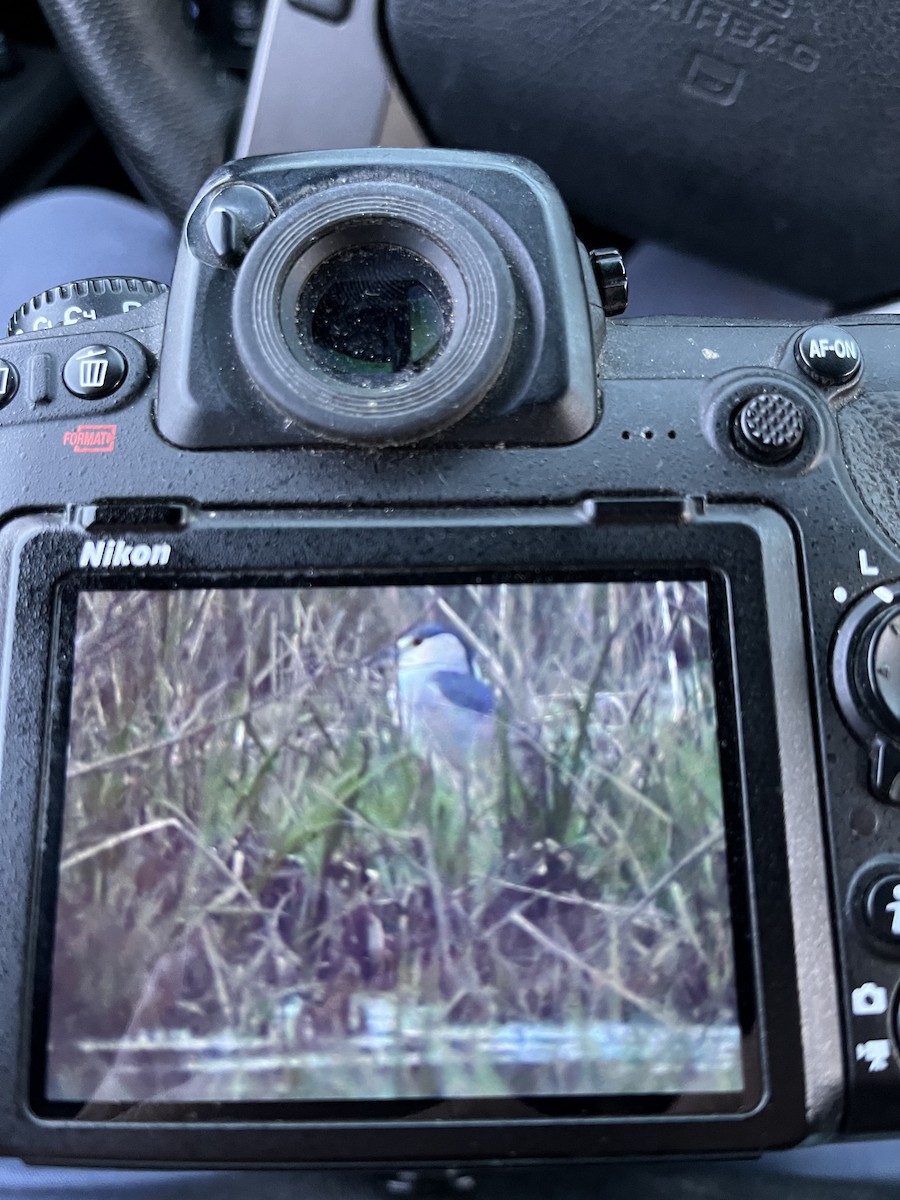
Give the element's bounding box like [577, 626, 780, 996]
[0, 150, 898, 1167]
[157, 151, 601, 449]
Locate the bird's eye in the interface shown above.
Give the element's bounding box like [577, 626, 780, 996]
[412, 636, 423, 647]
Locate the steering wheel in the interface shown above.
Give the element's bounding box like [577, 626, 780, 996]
[35, 0, 900, 307]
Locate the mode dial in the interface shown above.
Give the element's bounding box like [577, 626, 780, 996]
[834, 590, 900, 739]
[8, 277, 167, 337]
[868, 611, 900, 728]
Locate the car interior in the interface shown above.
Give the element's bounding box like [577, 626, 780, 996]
[2, 1, 900, 1195]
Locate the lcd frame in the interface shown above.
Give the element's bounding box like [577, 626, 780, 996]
[31, 567, 761, 1124]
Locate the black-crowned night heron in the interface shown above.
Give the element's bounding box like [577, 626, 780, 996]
[394, 622, 495, 772]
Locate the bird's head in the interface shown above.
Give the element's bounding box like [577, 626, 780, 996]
[395, 622, 475, 675]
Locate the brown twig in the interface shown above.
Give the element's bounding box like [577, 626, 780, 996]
[61, 818, 182, 872]
[622, 826, 725, 926]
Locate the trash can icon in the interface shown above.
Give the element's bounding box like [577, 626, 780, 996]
[78, 354, 109, 391]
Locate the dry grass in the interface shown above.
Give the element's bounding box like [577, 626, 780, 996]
[47, 581, 737, 1100]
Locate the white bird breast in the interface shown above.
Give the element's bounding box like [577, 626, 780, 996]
[397, 634, 494, 772]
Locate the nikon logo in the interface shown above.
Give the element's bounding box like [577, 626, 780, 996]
[79, 539, 172, 569]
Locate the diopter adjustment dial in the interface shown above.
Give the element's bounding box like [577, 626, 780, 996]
[7, 277, 168, 337]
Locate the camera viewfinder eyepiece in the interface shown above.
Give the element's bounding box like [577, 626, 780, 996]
[233, 182, 516, 446]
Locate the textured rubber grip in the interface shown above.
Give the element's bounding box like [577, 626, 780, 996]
[36, 0, 241, 222]
[385, 0, 900, 304]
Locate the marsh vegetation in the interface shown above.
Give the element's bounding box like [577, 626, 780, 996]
[47, 580, 741, 1103]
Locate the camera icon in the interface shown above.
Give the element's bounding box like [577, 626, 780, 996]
[851, 981, 889, 1016]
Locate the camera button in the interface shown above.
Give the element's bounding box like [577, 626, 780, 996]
[0, 358, 18, 408]
[62, 345, 127, 399]
[869, 738, 900, 806]
[731, 391, 805, 463]
[589, 247, 629, 316]
[863, 873, 900, 946]
[795, 324, 862, 387]
[188, 182, 275, 268]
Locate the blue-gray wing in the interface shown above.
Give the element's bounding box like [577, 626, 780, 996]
[432, 670, 494, 714]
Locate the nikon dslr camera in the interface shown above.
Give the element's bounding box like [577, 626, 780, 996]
[0, 149, 898, 1168]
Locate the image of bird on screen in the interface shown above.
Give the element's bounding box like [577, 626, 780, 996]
[46, 581, 741, 1106]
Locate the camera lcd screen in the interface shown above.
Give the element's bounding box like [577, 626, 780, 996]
[42, 579, 744, 1109]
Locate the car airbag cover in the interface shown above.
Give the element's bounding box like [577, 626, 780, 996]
[385, 0, 900, 304]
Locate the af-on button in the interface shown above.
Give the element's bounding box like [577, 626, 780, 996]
[795, 324, 862, 387]
[62, 345, 128, 399]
